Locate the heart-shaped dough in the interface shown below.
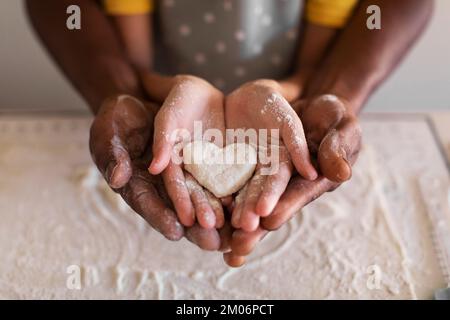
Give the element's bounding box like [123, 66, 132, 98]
[183, 141, 257, 198]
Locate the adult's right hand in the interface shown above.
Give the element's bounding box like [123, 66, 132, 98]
[89, 94, 222, 250]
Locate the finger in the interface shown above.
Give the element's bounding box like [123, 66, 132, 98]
[140, 72, 176, 103]
[148, 110, 178, 175]
[185, 173, 216, 229]
[220, 196, 233, 207]
[230, 227, 268, 256]
[280, 108, 317, 180]
[120, 170, 184, 241]
[148, 76, 220, 175]
[223, 252, 246, 268]
[90, 95, 151, 189]
[104, 144, 132, 189]
[205, 190, 225, 228]
[318, 116, 362, 183]
[301, 96, 345, 135]
[162, 162, 195, 227]
[231, 184, 247, 228]
[261, 177, 335, 230]
[239, 173, 265, 232]
[185, 224, 221, 251]
[240, 211, 260, 233]
[300, 95, 346, 153]
[255, 155, 293, 217]
[218, 222, 233, 252]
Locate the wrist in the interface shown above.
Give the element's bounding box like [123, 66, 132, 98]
[87, 55, 144, 113]
[305, 70, 375, 115]
[144, 73, 222, 102]
[173, 74, 224, 101]
[278, 65, 320, 102]
[304, 49, 389, 115]
[243, 78, 303, 103]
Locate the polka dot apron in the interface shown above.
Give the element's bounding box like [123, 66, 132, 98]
[153, 0, 304, 92]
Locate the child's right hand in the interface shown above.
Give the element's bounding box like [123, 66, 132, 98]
[142, 74, 226, 229]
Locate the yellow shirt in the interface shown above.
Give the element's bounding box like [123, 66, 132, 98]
[103, 0, 358, 28]
[103, 0, 153, 15]
[306, 0, 358, 28]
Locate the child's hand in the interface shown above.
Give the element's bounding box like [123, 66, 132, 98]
[143, 74, 226, 229]
[225, 80, 317, 232]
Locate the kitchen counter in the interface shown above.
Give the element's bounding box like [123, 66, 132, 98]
[430, 112, 450, 162]
[0, 112, 448, 299]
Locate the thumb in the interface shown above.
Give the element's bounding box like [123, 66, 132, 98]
[90, 95, 151, 189]
[148, 80, 197, 174]
[318, 116, 362, 183]
[148, 112, 179, 175]
[104, 138, 133, 189]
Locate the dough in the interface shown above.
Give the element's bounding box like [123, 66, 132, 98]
[183, 141, 257, 198]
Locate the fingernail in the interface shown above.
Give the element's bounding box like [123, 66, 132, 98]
[255, 200, 273, 217]
[337, 160, 352, 182]
[306, 166, 318, 181]
[105, 162, 118, 186]
[106, 161, 130, 188]
[162, 220, 184, 241]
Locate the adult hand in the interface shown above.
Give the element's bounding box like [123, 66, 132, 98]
[89, 94, 221, 250]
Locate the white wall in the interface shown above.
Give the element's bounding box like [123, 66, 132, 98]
[365, 0, 450, 111]
[1, 0, 449, 113]
[0, 0, 86, 112]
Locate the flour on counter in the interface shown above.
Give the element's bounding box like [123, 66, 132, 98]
[0, 116, 448, 299]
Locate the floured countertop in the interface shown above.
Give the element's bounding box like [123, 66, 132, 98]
[0, 114, 449, 299]
[430, 112, 450, 162]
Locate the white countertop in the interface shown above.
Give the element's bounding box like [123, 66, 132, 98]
[0, 113, 448, 299]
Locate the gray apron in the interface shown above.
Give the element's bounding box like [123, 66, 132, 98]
[153, 0, 304, 93]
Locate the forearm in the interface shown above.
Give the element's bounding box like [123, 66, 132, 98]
[280, 23, 338, 101]
[26, 0, 143, 113]
[305, 0, 434, 114]
[111, 14, 153, 71]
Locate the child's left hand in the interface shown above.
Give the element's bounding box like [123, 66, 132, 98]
[142, 73, 226, 230]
